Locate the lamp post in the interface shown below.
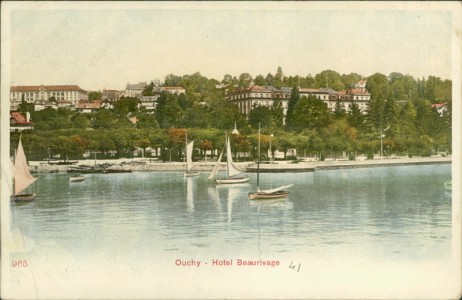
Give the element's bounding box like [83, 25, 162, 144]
[380, 126, 390, 158]
[269, 133, 274, 163]
[380, 131, 385, 158]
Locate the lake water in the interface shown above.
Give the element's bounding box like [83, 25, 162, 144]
[5, 164, 456, 299]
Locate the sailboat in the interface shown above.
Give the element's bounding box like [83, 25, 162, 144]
[11, 137, 37, 202]
[183, 135, 200, 177]
[208, 135, 250, 184]
[248, 125, 293, 200]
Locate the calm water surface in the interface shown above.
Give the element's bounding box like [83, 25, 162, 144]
[11, 165, 452, 264]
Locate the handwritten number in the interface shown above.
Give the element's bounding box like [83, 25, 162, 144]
[289, 261, 301, 272]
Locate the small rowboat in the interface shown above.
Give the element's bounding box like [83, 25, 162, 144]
[69, 175, 85, 182]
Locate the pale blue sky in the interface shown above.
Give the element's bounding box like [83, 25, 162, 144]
[3, 2, 458, 91]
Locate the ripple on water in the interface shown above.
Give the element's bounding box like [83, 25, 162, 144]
[10, 166, 452, 262]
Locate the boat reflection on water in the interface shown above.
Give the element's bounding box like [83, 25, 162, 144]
[249, 197, 294, 209]
[215, 184, 248, 224]
[185, 176, 195, 212]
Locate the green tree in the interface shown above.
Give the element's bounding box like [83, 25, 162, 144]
[249, 105, 274, 129]
[221, 74, 238, 86]
[341, 73, 363, 90]
[367, 96, 386, 130]
[273, 131, 297, 159]
[18, 98, 34, 115]
[254, 75, 266, 86]
[164, 74, 182, 87]
[135, 114, 158, 129]
[265, 73, 274, 87]
[238, 73, 253, 87]
[92, 109, 120, 129]
[291, 95, 331, 132]
[71, 113, 91, 129]
[113, 97, 140, 117]
[199, 139, 213, 160]
[321, 119, 358, 158]
[88, 91, 102, 101]
[366, 73, 389, 100]
[50, 134, 72, 160]
[155, 92, 182, 128]
[177, 93, 191, 110]
[89, 130, 115, 158]
[207, 97, 243, 130]
[315, 70, 344, 91]
[165, 128, 187, 161]
[271, 99, 284, 128]
[31, 107, 72, 130]
[69, 134, 90, 158]
[180, 103, 210, 128]
[383, 98, 398, 137]
[333, 101, 347, 120]
[142, 81, 154, 96]
[347, 102, 365, 131]
[285, 86, 300, 130]
[274, 66, 284, 88]
[304, 74, 316, 88]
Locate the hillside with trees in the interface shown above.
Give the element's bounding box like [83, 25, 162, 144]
[12, 68, 452, 162]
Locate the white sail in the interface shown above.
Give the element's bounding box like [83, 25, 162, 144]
[185, 140, 195, 172]
[226, 136, 243, 178]
[257, 184, 294, 194]
[14, 139, 37, 195]
[207, 147, 224, 180]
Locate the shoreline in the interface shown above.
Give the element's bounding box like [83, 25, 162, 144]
[29, 155, 452, 173]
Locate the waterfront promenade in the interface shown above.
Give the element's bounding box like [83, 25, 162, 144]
[29, 155, 452, 173]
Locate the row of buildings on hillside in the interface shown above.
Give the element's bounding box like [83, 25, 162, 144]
[10, 80, 375, 129]
[9, 82, 187, 112]
[228, 80, 371, 118]
[10, 79, 371, 115]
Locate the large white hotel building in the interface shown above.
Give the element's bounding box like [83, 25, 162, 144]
[10, 85, 88, 111]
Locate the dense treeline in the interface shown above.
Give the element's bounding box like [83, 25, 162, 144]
[13, 68, 451, 162]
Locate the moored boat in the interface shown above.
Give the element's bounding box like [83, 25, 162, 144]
[208, 134, 249, 184]
[68, 165, 106, 173]
[248, 124, 293, 200]
[11, 137, 37, 202]
[69, 175, 85, 182]
[104, 167, 132, 173]
[183, 134, 200, 177]
[248, 190, 289, 200]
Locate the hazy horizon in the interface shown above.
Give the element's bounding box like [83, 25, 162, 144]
[2, 2, 458, 91]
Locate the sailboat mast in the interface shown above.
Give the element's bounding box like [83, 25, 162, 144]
[257, 123, 261, 188]
[184, 133, 187, 164]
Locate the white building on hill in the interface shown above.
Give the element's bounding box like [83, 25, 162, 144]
[10, 85, 88, 111]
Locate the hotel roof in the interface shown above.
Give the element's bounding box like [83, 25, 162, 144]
[11, 85, 87, 92]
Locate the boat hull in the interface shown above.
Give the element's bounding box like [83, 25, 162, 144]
[12, 193, 36, 202]
[69, 176, 85, 182]
[184, 171, 200, 177]
[216, 177, 250, 184]
[248, 191, 289, 200]
[68, 167, 105, 173]
[104, 169, 132, 173]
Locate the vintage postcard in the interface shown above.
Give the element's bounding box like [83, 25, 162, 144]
[1, 1, 461, 299]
